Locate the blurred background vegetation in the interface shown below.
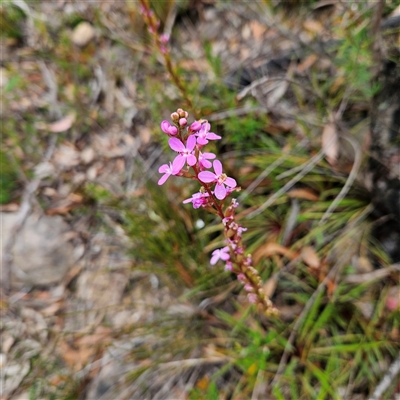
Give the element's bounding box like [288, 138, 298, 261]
[1, 0, 400, 399]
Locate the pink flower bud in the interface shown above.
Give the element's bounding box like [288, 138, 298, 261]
[244, 284, 253, 292]
[179, 118, 187, 127]
[224, 261, 233, 272]
[168, 125, 178, 135]
[248, 293, 258, 304]
[171, 112, 179, 122]
[161, 120, 171, 133]
[160, 33, 169, 44]
[237, 273, 246, 283]
[190, 121, 201, 132]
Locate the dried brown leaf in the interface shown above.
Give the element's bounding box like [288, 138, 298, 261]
[48, 113, 76, 133]
[301, 246, 320, 269]
[288, 188, 319, 201]
[253, 242, 296, 264]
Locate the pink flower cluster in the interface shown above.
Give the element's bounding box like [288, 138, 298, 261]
[158, 109, 237, 201]
[157, 108, 278, 315]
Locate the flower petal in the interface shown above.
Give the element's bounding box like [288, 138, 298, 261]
[213, 160, 223, 176]
[214, 183, 226, 200]
[202, 152, 216, 160]
[158, 164, 169, 173]
[220, 252, 230, 261]
[186, 135, 197, 151]
[196, 137, 208, 146]
[158, 173, 169, 185]
[187, 154, 197, 166]
[172, 155, 185, 173]
[168, 137, 185, 152]
[198, 171, 216, 183]
[225, 177, 237, 188]
[201, 159, 212, 169]
[206, 132, 221, 140]
[210, 253, 219, 265]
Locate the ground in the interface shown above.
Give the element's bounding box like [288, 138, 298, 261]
[1, 1, 400, 399]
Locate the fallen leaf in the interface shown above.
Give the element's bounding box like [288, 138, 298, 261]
[48, 113, 76, 133]
[288, 188, 319, 201]
[253, 242, 296, 264]
[303, 20, 323, 34]
[297, 54, 318, 73]
[322, 121, 338, 165]
[301, 246, 320, 269]
[263, 274, 277, 298]
[249, 20, 266, 41]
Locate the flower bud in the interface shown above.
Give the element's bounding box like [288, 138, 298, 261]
[226, 228, 236, 238]
[179, 118, 187, 127]
[177, 108, 187, 118]
[244, 284, 254, 292]
[160, 33, 169, 44]
[168, 125, 178, 135]
[171, 112, 179, 122]
[248, 293, 258, 304]
[161, 120, 171, 133]
[189, 121, 201, 132]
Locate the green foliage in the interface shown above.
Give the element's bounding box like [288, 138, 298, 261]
[0, 3, 25, 40]
[0, 149, 17, 204]
[334, 25, 381, 100]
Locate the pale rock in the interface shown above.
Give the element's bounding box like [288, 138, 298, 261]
[1, 213, 76, 288]
[71, 22, 95, 47]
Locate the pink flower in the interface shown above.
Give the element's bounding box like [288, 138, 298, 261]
[237, 226, 247, 236]
[160, 33, 169, 44]
[189, 121, 202, 132]
[183, 192, 209, 209]
[244, 284, 253, 292]
[198, 160, 237, 200]
[169, 135, 197, 172]
[248, 293, 258, 304]
[210, 246, 230, 265]
[158, 162, 178, 185]
[224, 261, 233, 272]
[161, 120, 178, 135]
[195, 123, 221, 145]
[198, 151, 216, 169]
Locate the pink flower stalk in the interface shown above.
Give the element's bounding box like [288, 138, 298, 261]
[182, 192, 209, 209]
[195, 123, 221, 145]
[161, 120, 178, 135]
[198, 160, 237, 200]
[198, 151, 216, 169]
[169, 135, 197, 172]
[154, 107, 278, 315]
[210, 246, 230, 265]
[158, 162, 178, 185]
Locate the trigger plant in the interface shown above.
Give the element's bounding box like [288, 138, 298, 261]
[158, 108, 278, 316]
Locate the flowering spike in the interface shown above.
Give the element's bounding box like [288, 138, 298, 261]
[156, 108, 278, 316]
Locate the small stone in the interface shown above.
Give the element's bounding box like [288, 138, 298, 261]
[71, 22, 95, 47]
[0, 213, 76, 288]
